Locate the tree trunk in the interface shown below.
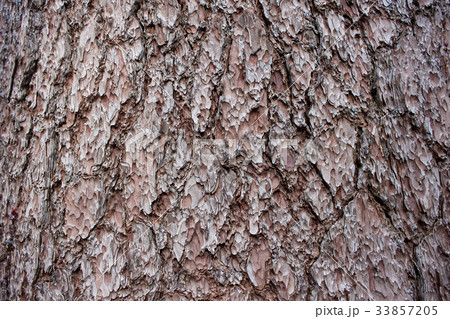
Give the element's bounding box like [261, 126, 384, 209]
[0, 0, 448, 300]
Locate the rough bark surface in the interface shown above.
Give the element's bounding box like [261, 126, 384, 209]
[0, 0, 448, 300]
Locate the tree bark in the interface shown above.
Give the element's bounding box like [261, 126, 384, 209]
[0, 0, 448, 300]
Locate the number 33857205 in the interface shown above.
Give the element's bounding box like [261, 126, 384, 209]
[376, 306, 437, 316]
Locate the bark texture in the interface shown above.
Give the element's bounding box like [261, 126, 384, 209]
[0, 0, 449, 300]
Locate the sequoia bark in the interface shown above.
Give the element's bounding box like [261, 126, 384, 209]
[0, 0, 448, 300]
